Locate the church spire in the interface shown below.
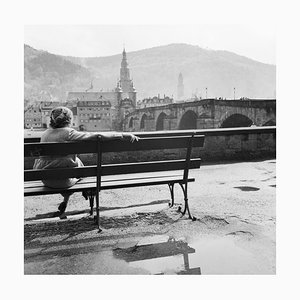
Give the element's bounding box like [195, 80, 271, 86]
[120, 48, 130, 82]
[121, 47, 128, 69]
[118, 47, 137, 107]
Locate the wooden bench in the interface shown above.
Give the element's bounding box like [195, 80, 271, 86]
[24, 131, 205, 231]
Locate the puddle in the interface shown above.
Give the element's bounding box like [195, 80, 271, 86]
[188, 236, 260, 274]
[113, 235, 263, 275]
[234, 186, 260, 191]
[25, 234, 270, 274]
[113, 236, 200, 274]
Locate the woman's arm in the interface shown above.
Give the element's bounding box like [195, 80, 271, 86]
[99, 132, 139, 142]
[68, 129, 98, 141]
[68, 129, 139, 142]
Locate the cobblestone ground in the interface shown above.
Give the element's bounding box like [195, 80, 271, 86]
[24, 159, 276, 275]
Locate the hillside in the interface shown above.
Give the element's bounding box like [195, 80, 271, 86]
[24, 43, 276, 102]
[24, 45, 92, 103]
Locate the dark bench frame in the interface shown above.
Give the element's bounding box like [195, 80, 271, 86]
[24, 131, 205, 231]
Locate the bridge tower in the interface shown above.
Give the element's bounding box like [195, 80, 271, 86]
[177, 72, 184, 101]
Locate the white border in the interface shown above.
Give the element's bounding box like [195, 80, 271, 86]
[1, 0, 299, 299]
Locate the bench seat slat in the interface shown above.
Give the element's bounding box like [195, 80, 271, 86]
[24, 158, 201, 181]
[24, 172, 185, 187]
[24, 175, 195, 196]
[24, 135, 205, 157]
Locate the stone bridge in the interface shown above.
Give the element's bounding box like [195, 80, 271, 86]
[124, 98, 276, 131]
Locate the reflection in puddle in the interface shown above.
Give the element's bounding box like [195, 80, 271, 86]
[234, 186, 260, 191]
[113, 236, 201, 275]
[113, 234, 264, 274]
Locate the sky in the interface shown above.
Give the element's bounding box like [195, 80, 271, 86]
[24, 24, 276, 65]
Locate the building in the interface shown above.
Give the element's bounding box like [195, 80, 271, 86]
[24, 49, 137, 131]
[177, 72, 184, 101]
[40, 101, 61, 128]
[137, 95, 173, 109]
[70, 106, 79, 129]
[67, 89, 124, 131]
[24, 101, 78, 129]
[24, 103, 42, 129]
[77, 100, 112, 131]
[67, 48, 136, 131]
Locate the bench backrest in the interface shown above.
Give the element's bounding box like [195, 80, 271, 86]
[24, 131, 205, 185]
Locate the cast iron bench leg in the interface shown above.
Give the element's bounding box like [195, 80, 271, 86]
[95, 192, 102, 232]
[178, 183, 197, 221]
[85, 189, 102, 231]
[168, 183, 175, 207]
[89, 195, 94, 216]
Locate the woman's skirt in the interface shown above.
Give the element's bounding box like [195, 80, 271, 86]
[33, 156, 84, 189]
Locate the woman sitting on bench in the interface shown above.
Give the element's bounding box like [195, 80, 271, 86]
[33, 106, 139, 214]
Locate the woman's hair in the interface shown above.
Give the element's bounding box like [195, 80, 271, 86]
[50, 106, 73, 129]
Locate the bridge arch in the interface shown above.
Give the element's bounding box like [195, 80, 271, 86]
[156, 112, 167, 131]
[179, 110, 198, 130]
[140, 114, 147, 130]
[221, 113, 253, 128]
[128, 117, 134, 129]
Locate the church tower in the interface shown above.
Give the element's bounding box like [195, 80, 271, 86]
[118, 48, 136, 106]
[120, 48, 132, 93]
[177, 72, 184, 101]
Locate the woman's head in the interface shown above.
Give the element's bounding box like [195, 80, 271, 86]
[50, 106, 73, 129]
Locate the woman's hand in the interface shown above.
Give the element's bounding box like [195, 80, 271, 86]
[123, 133, 140, 143]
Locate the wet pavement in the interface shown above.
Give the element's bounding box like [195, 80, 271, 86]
[24, 159, 276, 275]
